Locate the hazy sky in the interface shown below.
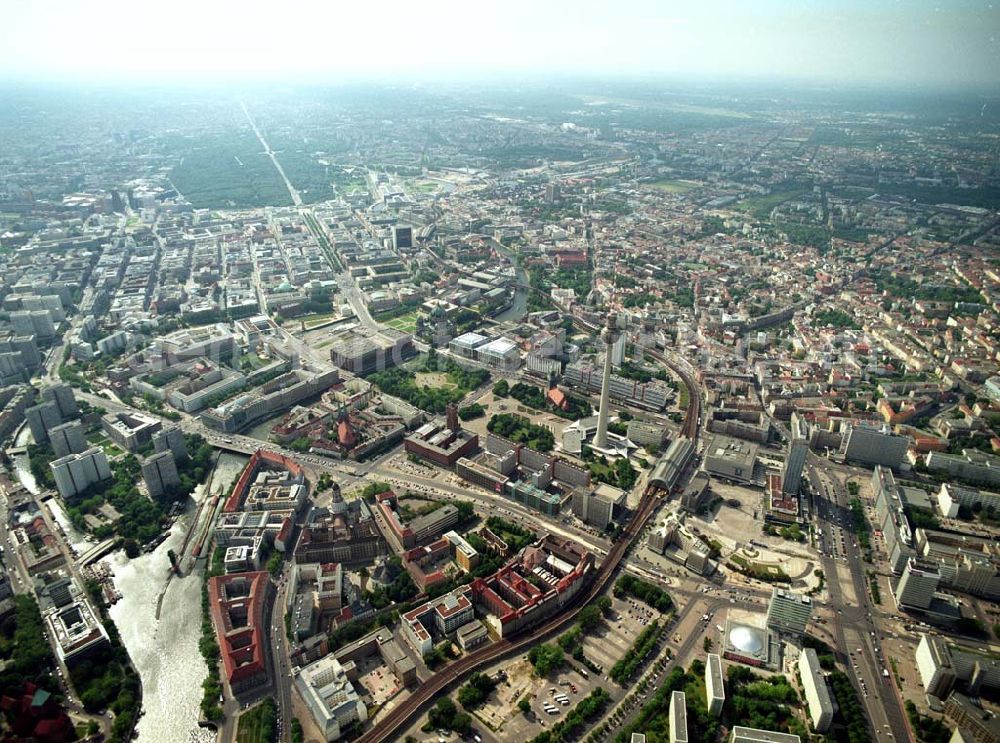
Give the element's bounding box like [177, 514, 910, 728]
[2, 0, 997, 88]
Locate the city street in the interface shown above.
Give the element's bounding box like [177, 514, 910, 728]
[808, 458, 910, 742]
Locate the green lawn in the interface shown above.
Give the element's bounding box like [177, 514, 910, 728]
[236, 700, 276, 743]
[646, 179, 700, 193]
[408, 181, 440, 193]
[414, 371, 457, 390]
[99, 441, 123, 457]
[737, 187, 811, 220]
[334, 179, 369, 193]
[301, 312, 340, 329]
[239, 352, 270, 370]
[385, 311, 420, 333]
[730, 554, 790, 582]
[85, 428, 120, 456]
[588, 461, 614, 481]
[678, 384, 690, 411]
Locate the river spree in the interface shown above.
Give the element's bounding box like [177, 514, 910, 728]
[8, 447, 251, 743]
[494, 252, 529, 323]
[107, 451, 247, 743]
[7, 428, 254, 742]
[107, 528, 213, 743]
[10, 447, 91, 553]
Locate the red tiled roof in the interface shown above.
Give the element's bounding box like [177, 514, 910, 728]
[338, 419, 358, 448]
[224, 450, 305, 513]
[547, 387, 567, 409]
[207, 571, 271, 687]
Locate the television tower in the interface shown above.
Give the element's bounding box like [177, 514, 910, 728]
[594, 313, 619, 449]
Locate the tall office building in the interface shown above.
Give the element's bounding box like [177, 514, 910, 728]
[895, 558, 940, 610]
[41, 384, 79, 420]
[26, 401, 62, 444]
[915, 634, 957, 699]
[571, 487, 620, 531]
[706, 653, 725, 717]
[765, 588, 812, 637]
[730, 727, 802, 743]
[0, 334, 42, 383]
[392, 225, 413, 250]
[50, 448, 112, 499]
[142, 451, 181, 499]
[841, 424, 910, 468]
[781, 413, 808, 495]
[799, 648, 835, 732]
[669, 690, 688, 743]
[872, 465, 916, 575]
[11, 310, 55, 339]
[21, 295, 64, 317]
[49, 420, 87, 458]
[153, 425, 188, 462]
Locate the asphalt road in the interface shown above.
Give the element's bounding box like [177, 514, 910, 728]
[602, 594, 736, 739]
[354, 485, 666, 743]
[366, 463, 613, 555]
[269, 571, 294, 742]
[242, 102, 302, 207]
[808, 458, 911, 742]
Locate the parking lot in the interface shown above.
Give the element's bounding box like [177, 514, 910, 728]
[474, 656, 603, 740]
[581, 595, 666, 681]
[385, 452, 442, 481]
[464, 594, 665, 740]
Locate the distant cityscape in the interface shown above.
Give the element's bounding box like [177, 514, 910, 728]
[0, 79, 997, 743]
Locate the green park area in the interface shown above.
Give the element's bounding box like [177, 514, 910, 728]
[737, 186, 811, 220]
[236, 699, 277, 743]
[368, 349, 489, 414]
[385, 310, 421, 333]
[167, 131, 292, 209]
[487, 413, 555, 452]
[729, 553, 790, 583]
[29, 433, 215, 548]
[646, 179, 700, 193]
[408, 180, 440, 193]
[328, 166, 369, 194]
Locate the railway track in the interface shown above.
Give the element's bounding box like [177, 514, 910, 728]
[642, 345, 700, 440]
[354, 312, 698, 743]
[355, 484, 666, 743]
[568, 312, 699, 440]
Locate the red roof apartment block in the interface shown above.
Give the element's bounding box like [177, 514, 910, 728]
[223, 449, 305, 513]
[207, 571, 273, 693]
[470, 534, 592, 638]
